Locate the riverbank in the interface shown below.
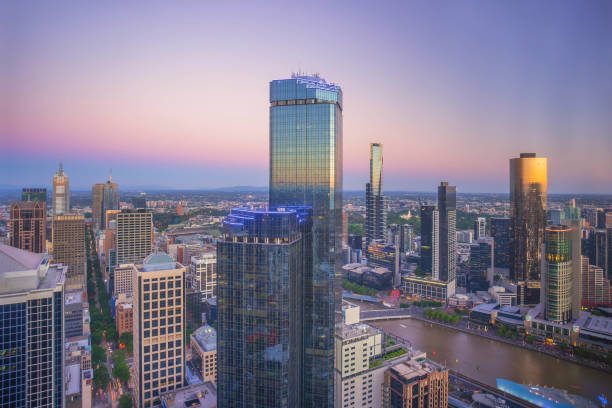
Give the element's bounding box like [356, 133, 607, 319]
[405, 314, 612, 374]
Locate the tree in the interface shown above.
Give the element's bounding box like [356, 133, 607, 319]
[119, 332, 133, 354]
[118, 395, 133, 408]
[92, 345, 106, 366]
[91, 330, 103, 346]
[94, 366, 110, 390]
[113, 360, 131, 383]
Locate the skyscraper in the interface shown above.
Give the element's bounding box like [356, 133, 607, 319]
[510, 153, 547, 305]
[116, 209, 153, 266]
[21, 188, 47, 202]
[468, 237, 494, 292]
[541, 225, 582, 323]
[438, 182, 457, 295]
[490, 217, 512, 268]
[473, 217, 486, 240]
[365, 143, 386, 245]
[420, 205, 439, 279]
[52, 162, 70, 216]
[268, 74, 342, 407]
[9, 201, 46, 253]
[0, 244, 66, 408]
[132, 252, 185, 408]
[217, 207, 311, 408]
[52, 214, 86, 290]
[92, 172, 119, 230]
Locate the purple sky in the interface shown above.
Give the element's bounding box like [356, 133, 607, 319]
[1, 1, 611, 193]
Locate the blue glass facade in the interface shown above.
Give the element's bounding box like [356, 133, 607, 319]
[217, 207, 312, 408]
[269, 75, 342, 407]
[0, 303, 27, 407]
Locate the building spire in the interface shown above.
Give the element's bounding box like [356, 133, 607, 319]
[109, 168, 113, 182]
[59, 161, 63, 173]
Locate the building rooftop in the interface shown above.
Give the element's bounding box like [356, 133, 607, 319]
[580, 313, 612, 336]
[142, 251, 177, 272]
[0, 243, 46, 273]
[192, 324, 217, 352]
[389, 360, 438, 383]
[160, 382, 217, 408]
[65, 291, 83, 305]
[65, 363, 81, 396]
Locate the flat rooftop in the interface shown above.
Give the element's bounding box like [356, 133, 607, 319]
[390, 360, 435, 382]
[160, 382, 217, 408]
[581, 314, 612, 336]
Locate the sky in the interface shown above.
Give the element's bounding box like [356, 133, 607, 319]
[1, 0, 611, 193]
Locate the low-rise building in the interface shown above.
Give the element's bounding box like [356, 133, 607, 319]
[382, 360, 448, 408]
[115, 297, 133, 337]
[65, 337, 93, 408]
[190, 324, 217, 384]
[402, 275, 452, 302]
[159, 382, 217, 408]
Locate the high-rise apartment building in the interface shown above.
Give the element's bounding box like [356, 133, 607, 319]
[582, 264, 612, 308]
[420, 205, 439, 279]
[217, 207, 311, 408]
[474, 217, 486, 240]
[382, 360, 449, 408]
[268, 74, 342, 407]
[92, 173, 119, 229]
[52, 214, 86, 290]
[133, 253, 185, 408]
[438, 182, 456, 295]
[190, 253, 216, 300]
[510, 153, 547, 305]
[21, 187, 47, 202]
[116, 209, 153, 266]
[52, 162, 70, 216]
[9, 201, 46, 253]
[490, 217, 511, 268]
[366, 143, 386, 245]
[541, 225, 582, 323]
[0, 244, 66, 408]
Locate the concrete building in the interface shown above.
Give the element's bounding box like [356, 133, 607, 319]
[402, 275, 452, 302]
[581, 264, 612, 308]
[190, 253, 216, 300]
[52, 214, 86, 290]
[133, 252, 186, 408]
[52, 162, 70, 216]
[9, 201, 47, 253]
[65, 337, 93, 408]
[382, 360, 448, 408]
[115, 297, 133, 337]
[65, 290, 86, 338]
[114, 263, 134, 297]
[0, 244, 66, 408]
[116, 209, 153, 266]
[474, 217, 486, 240]
[190, 324, 217, 384]
[21, 187, 47, 203]
[159, 382, 217, 408]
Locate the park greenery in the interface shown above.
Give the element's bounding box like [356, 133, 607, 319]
[413, 300, 442, 308]
[342, 279, 378, 297]
[423, 308, 462, 324]
[497, 326, 519, 340]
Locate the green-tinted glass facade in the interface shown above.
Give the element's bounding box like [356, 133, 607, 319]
[269, 75, 342, 408]
[544, 226, 573, 323]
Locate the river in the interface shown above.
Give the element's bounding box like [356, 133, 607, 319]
[372, 318, 612, 401]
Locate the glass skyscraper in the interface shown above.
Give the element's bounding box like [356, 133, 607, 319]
[217, 207, 312, 408]
[510, 153, 547, 305]
[438, 182, 457, 290]
[491, 217, 512, 268]
[269, 74, 342, 407]
[420, 205, 439, 278]
[366, 143, 386, 245]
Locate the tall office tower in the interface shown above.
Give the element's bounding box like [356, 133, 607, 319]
[190, 253, 216, 300]
[116, 209, 153, 266]
[468, 237, 494, 292]
[541, 224, 583, 323]
[21, 187, 47, 202]
[0, 244, 66, 408]
[52, 214, 86, 289]
[217, 207, 311, 408]
[565, 198, 580, 220]
[491, 217, 511, 268]
[133, 192, 147, 209]
[582, 264, 612, 308]
[438, 182, 457, 295]
[268, 74, 341, 407]
[365, 143, 386, 245]
[548, 209, 564, 226]
[420, 205, 439, 278]
[92, 173, 119, 230]
[133, 252, 186, 408]
[473, 217, 486, 240]
[9, 201, 46, 253]
[52, 162, 70, 216]
[510, 153, 547, 305]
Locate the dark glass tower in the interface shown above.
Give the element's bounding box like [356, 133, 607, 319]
[217, 208, 311, 408]
[510, 153, 547, 305]
[420, 205, 439, 278]
[491, 217, 512, 268]
[438, 182, 456, 289]
[366, 143, 386, 245]
[269, 74, 342, 407]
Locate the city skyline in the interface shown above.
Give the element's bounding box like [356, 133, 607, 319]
[2, 1, 611, 193]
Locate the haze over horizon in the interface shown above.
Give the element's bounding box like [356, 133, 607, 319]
[2, 1, 611, 193]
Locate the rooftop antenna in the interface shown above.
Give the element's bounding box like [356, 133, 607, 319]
[59, 161, 63, 173]
[109, 168, 113, 182]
